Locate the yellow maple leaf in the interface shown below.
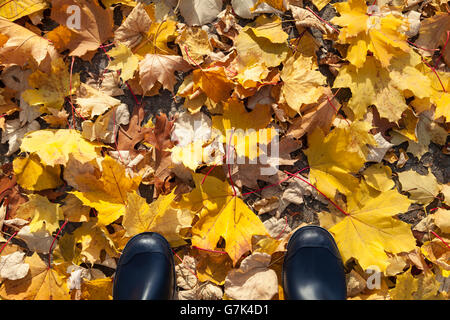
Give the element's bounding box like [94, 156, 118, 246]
[304, 121, 375, 199]
[123, 191, 194, 247]
[21, 57, 79, 113]
[45, 25, 73, 52]
[333, 53, 432, 121]
[280, 52, 327, 114]
[13, 153, 63, 191]
[20, 129, 103, 167]
[362, 163, 395, 192]
[398, 169, 440, 205]
[101, 0, 136, 7]
[411, 68, 450, 122]
[311, 0, 331, 11]
[72, 220, 118, 265]
[253, 0, 285, 11]
[0, 0, 48, 21]
[211, 98, 276, 160]
[323, 182, 416, 273]
[390, 270, 443, 300]
[76, 83, 122, 119]
[176, 26, 213, 65]
[106, 42, 139, 82]
[80, 278, 113, 300]
[192, 66, 234, 103]
[421, 235, 450, 277]
[177, 173, 269, 266]
[235, 15, 289, 70]
[134, 18, 178, 57]
[16, 194, 64, 234]
[331, 0, 410, 68]
[0, 253, 70, 300]
[71, 155, 141, 226]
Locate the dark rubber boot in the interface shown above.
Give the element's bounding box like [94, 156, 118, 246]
[282, 225, 347, 300]
[113, 232, 176, 300]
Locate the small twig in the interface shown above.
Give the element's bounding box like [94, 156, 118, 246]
[226, 129, 237, 197]
[0, 231, 18, 255]
[172, 249, 199, 281]
[192, 246, 227, 255]
[284, 170, 350, 216]
[47, 219, 69, 269]
[430, 231, 450, 250]
[305, 7, 340, 34]
[118, 125, 132, 140]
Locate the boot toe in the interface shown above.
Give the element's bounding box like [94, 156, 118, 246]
[113, 232, 176, 300]
[118, 232, 173, 265]
[282, 226, 347, 300]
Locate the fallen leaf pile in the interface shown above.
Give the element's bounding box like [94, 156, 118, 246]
[0, 0, 449, 300]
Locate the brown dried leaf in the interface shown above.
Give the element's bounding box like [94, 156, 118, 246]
[50, 0, 114, 58]
[139, 54, 191, 93]
[224, 252, 278, 300]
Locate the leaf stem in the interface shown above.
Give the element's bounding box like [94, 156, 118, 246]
[192, 245, 227, 255]
[430, 231, 450, 250]
[283, 170, 350, 216]
[172, 249, 199, 280]
[227, 129, 237, 197]
[47, 219, 69, 269]
[305, 7, 340, 34]
[0, 231, 18, 255]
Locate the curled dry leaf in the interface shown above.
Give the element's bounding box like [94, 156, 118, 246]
[366, 133, 395, 163]
[179, 0, 223, 26]
[0, 253, 70, 300]
[286, 88, 340, 139]
[415, 12, 450, 66]
[0, 251, 29, 281]
[114, 3, 152, 49]
[175, 255, 198, 290]
[289, 5, 334, 34]
[1, 118, 40, 156]
[263, 216, 292, 239]
[81, 103, 130, 144]
[0, 17, 58, 70]
[15, 194, 64, 234]
[421, 237, 450, 277]
[16, 226, 54, 254]
[433, 209, 450, 234]
[178, 281, 223, 300]
[224, 252, 278, 300]
[231, 0, 283, 19]
[346, 270, 367, 297]
[76, 83, 122, 119]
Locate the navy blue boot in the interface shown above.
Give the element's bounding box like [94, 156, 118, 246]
[282, 225, 347, 300]
[113, 232, 176, 300]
